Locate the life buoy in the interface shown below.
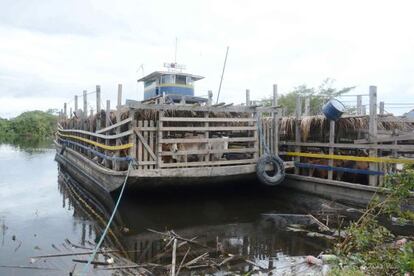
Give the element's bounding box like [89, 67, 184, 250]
[256, 154, 285, 186]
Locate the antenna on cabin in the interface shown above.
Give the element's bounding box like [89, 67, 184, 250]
[216, 46, 230, 104]
[137, 64, 145, 77]
[174, 37, 178, 64]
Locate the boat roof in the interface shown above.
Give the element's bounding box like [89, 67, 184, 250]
[138, 71, 204, 82]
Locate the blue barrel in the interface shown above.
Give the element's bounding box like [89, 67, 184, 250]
[322, 99, 345, 121]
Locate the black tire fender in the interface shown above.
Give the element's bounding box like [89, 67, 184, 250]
[256, 154, 285, 186]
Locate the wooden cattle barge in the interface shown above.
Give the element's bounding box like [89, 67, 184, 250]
[55, 86, 280, 194]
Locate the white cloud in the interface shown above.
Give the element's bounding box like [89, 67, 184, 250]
[0, 0, 414, 117]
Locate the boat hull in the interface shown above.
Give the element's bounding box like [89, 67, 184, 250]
[55, 142, 258, 194]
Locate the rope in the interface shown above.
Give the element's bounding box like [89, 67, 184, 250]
[59, 138, 134, 162]
[285, 151, 414, 164]
[256, 113, 270, 155]
[80, 161, 133, 276]
[294, 162, 384, 175]
[57, 132, 133, 151]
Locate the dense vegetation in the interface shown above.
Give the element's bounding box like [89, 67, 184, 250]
[329, 169, 414, 275]
[0, 110, 57, 145]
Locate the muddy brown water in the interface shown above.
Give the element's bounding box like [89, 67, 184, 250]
[0, 143, 345, 275]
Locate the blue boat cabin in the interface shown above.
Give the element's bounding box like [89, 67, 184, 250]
[138, 71, 204, 100]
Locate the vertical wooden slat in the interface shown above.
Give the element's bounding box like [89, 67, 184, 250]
[357, 95, 362, 115]
[272, 84, 278, 155]
[149, 120, 155, 169]
[137, 121, 143, 170]
[328, 120, 335, 180]
[114, 85, 122, 171]
[105, 100, 111, 168]
[369, 86, 378, 186]
[294, 96, 302, 174]
[143, 120, 149, 169]
[157, 111, 164, 169]
[129, 111, 137, 165]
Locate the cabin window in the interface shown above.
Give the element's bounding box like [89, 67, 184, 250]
[186, 76, 193, 86]
[176, 75, 187, 85]
[161, 75, 174, 84]
[144, 80, 155, 88]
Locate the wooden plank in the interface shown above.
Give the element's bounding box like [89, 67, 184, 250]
[157, 110, 163, 169]
[281, 141, 414, 151]
[294, 96, 302, 174]
[160, 158, 257, 168]
[58, 128, 133, 139]
[96, 117, 133, 134]
[328, 120, 335, 180]
[160, 147, 257, 156]
[272, 84, 279, 155]
[133, 126, 157, 131]
[125, 100, 279, 113]
[160, 126, 256, 131]
[159, 137, 256, 144]
[104, 100, 111, 168]
[160, 117, 255, 122]
[129, 111, 137, 162]
[143, 120, 149, 169]
[204, 111, 209, 162]
[369, 86, 378, 186]
[137, 121, 143, 170]
[355, 133, 414, 144]
[149, 120, 155, 169]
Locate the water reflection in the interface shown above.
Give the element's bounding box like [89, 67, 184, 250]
[57, 166, 333, 274]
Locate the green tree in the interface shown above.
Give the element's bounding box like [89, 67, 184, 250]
[264, 78, 355, 116]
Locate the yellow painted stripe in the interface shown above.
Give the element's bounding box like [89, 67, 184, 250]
[286, 151, 414, 164]
[57, 132, 133, 151]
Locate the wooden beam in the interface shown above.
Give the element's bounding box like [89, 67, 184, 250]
[160, 137, 256, 144]
[159, 126, 256, 131]
[328, 120, 335, 180]
[294, 96, 302, 174]
[160, 117, 255, 122]
[246, 89, 250, 106]
[356, 95, 362, 115]
[96, 117, 133, 134]
[134, 128, 156, 161]
[160, 158, 257, 168]
[273, 84, 279, 154]
[281, 141, 414, 151]
[369, 86, 378, 186]
[160, 147, 257, 156]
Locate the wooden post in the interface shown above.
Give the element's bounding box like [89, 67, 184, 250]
[208, 90, 213, 106]
[369, 86, 378, 186]
[117, 84, 122, 109]
[357, 95, 362, 115]
[105, 100, 111, 168]
[95, 85, 102, 162]
[304, 97, 310, 116]
[379, 101, 384, 115]
[83, 90, 87, 121]
[328, 120, 335, 180]
[129, 110, 137, 165]
[74, 95, 78, 114]
[294, 96, 302, 174]
[63, 103, 67, 118]
[69, 107, 72, 119]
[115, 84, 122, 170]
[246, 89, 250, 106]
[272, 84, 279, 154]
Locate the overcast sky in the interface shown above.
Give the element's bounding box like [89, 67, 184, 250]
[0, 0, 413, 118]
